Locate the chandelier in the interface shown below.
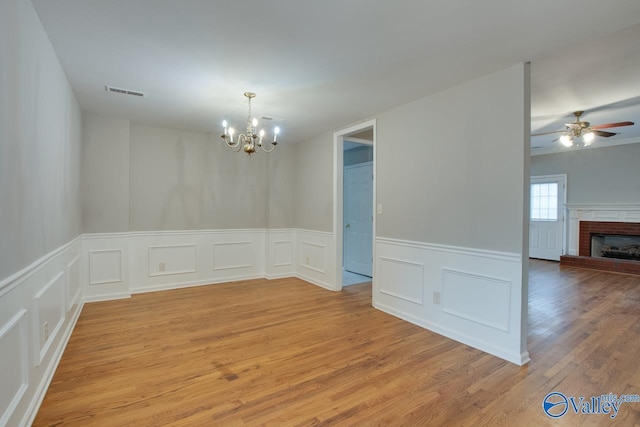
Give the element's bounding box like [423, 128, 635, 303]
[221, 92, 280, 156]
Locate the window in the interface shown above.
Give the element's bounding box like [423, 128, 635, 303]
[531, 182, 558, 221]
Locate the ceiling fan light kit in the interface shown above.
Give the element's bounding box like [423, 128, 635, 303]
[221, 92, 280, 156]
[532, 110, 634, 148]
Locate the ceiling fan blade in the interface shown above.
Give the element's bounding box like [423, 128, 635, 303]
[591, 121, 634, 129]
[531, 130, 565, 137]
[594, 130, 617, 138]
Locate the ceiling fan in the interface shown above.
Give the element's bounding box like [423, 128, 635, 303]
[532, 111, 634, 147]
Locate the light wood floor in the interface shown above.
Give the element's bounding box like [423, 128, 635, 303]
[34, 260, 640, 426]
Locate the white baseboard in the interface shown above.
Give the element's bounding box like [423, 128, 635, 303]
[295, 272, 335, 292]
[83, 292, 132, 303]
[129, 273, 265, 295]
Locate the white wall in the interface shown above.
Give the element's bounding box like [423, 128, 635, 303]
[531, 143, 640, 204]
[0, 0, 84, 425]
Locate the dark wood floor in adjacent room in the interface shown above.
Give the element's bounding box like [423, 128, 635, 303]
[34, 260, 640, 426]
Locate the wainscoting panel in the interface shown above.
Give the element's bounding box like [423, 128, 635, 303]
[0, 236, 83, 427]
[266, 230, 295, 279]
[441, 269, 511, 332]
[374, 237, 527, 365]
[295, 229, 335, 290]
[148, 244, 197, 277]
[82, 234, 130, 301]
[274, 242, 292, 266]
[126, 230, 266, 294]
[378, 257, 424, 305]
[65, 256, 81, 313]
[32, 272, 66, 366]
[299, 242, 326, 274]
[0, 310, 28, 427]
[88, 250, 122, 285]
[212, 241, 253, 271]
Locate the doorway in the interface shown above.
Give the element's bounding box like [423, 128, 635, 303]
[529, 174, 567, 261]
[333, 120, 376, 291]
[343, 141, 373, 285]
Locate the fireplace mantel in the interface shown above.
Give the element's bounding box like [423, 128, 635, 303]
[565, 203, 640, 256]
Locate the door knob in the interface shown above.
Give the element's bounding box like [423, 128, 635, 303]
[346, 224, 350, 228]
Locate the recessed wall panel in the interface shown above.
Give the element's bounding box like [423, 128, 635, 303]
[212, 241, 253, 270]
[0, 310, 28, 427]
[33, 272, 66, 365]
[299, 241, 326, 274]
[148, 244, 197, 277]
[378, 256, 424, 305]
[89, 249, 122, 285]
[442, 269, 511, 332]
[66, 255, 81, 312]
[273, 241, 293, 267]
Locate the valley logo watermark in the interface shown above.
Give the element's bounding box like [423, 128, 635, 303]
[543, 391, 640, 419]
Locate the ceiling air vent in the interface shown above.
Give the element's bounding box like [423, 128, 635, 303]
[261, 115, 285, 122]
[105, 85, 146, 97]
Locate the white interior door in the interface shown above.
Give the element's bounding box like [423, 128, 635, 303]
[529, 175, 566, 261]
[344, 162, 373, 277]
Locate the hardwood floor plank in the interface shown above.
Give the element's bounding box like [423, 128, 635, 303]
[34, 262, 640, 425]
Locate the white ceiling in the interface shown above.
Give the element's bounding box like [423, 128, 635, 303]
[32, 0, 640, 149]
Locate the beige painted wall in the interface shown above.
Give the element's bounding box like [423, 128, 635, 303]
[531, 143, 640, 204]
[82, 114, 130, 233]
[0, 0, 83, 280]
[81, 121, 296, 232]
[377, 64, 528, 253]
[130, 125, 270, 230]
[266, 144, 295, 229]
[293, 63, 529, 253]
[292, 132, 334, 232]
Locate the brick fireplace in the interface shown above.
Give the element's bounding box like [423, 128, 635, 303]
[560, 205, 640, 275]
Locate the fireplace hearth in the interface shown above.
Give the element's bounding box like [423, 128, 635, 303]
[560, 220, 640, 275]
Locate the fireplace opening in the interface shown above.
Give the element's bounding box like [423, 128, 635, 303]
[591, 234, 640, 261]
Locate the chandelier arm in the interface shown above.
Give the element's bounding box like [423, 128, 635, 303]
[259, 142, 277, 153]
[226, 135, 242, 151]
[224, 136, 242, 149]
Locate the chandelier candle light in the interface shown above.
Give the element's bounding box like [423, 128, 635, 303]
[221, 92, 280, 156]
